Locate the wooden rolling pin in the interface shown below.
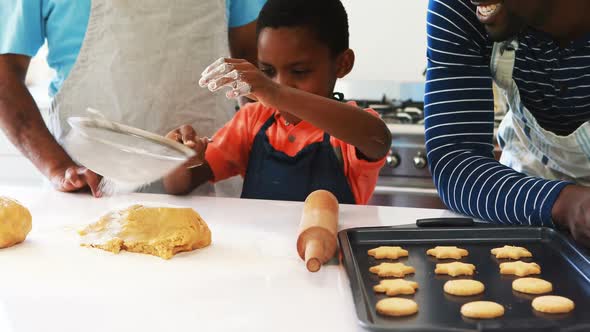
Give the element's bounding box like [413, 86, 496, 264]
[296, 190, 339, 272]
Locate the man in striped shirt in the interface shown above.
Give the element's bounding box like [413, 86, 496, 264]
[426, 0, 590, 246]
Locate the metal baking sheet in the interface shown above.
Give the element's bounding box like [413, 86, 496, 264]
[338, 225, 590, 331]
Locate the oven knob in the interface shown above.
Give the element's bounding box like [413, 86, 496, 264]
[386, 153, 400, 168]
[413, 152, 427, 169]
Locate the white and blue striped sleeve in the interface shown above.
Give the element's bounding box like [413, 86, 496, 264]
[425, 0, 569, 226]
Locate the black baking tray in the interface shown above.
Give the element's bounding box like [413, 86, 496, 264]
[338, 222, 590, 332]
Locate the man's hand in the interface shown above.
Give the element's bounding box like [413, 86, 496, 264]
[198, 58, 280, 106]
[0, 54, 103, 198]
[552, 184, 590, 247]
[49, 165, 101, 197]
[166, 125, 209, 168]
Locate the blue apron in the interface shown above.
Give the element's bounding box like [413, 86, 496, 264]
[240, 115, 356, 204]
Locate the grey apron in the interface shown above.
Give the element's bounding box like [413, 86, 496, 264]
[47, 0, 241, 196]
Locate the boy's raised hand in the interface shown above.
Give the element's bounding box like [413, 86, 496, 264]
[199, 57, 279, 106]
[166, 125, 209, 168]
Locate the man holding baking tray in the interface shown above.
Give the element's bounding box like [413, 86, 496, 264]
[425, 0, 590, 246]
[0, 0, 265, 196]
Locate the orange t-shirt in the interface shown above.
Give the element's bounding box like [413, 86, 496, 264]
[205, 102, 386, 204]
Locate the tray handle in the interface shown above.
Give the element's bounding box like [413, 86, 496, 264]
[416, 217, 475, 227]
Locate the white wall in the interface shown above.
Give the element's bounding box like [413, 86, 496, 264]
[341, 0, 428, 82]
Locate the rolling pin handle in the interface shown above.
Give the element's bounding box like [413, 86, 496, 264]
[305, 239, 323, 272]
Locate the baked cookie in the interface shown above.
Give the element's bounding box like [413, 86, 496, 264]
[427, 246, 469, 259]
[532, 296, 574, 314]
[444, 279, 485, 296]
[461, 301, 505, 319]
[368, 246, 409, 260]
[374, 279, 419, 296]
[435, 262, 476, 277]
[499, 261, 540, 277]
[512, 277, 552, 295]
[491, 245, 532, 259]
[370, 262, 415, 278]
[376, 298, 419, 317]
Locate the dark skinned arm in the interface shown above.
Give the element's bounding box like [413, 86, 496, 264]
[552, 185, 590, 247]
[0, 54, 100, 196]
[163, 161, 214, 195]
[163, 125, 213, 195]
[228, 20, 258, 65]
[267, 85, 392, 161]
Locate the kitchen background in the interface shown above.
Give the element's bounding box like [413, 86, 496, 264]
[0, 0, 430, 200]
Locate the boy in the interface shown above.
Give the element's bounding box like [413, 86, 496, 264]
[163, 0, 391, 204]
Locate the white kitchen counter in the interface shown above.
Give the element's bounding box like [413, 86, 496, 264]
[0, 186, 458, 332]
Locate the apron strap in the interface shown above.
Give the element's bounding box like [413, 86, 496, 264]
[322, 132, 331, 145]
[259, 114, 277, 135]
[491, 39, 519, 90]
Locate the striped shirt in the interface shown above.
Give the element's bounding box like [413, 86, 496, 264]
[425, 0, 590, 226]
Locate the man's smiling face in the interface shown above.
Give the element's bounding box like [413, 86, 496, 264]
[472, 0, 552, 41]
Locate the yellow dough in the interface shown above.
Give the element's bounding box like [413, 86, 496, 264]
[79, 205, 211, 259]
[0, 197, 32, 248]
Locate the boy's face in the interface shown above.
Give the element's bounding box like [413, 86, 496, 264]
[257, 27, 345, 100]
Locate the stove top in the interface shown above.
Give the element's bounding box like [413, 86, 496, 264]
[352, 96, 425, 125]
[352, 96, 504, 128]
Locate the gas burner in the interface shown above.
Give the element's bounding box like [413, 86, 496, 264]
[351, 96, 425, 125]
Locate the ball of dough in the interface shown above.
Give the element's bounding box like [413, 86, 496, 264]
[79, 205, 211, 259]
[0, 197, 32, 248]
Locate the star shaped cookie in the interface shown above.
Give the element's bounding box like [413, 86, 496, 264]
[491, 245, 532, 259]
[368, 246, 409, 260]
[427, 246, 469, 259]
[435, 262, 476, 277]
[499, 261, 541, 277]
[369, 262, 416, 277]
[374, 279, 419, 296]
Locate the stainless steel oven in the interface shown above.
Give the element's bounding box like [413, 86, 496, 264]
[371, 123, 446, 208]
